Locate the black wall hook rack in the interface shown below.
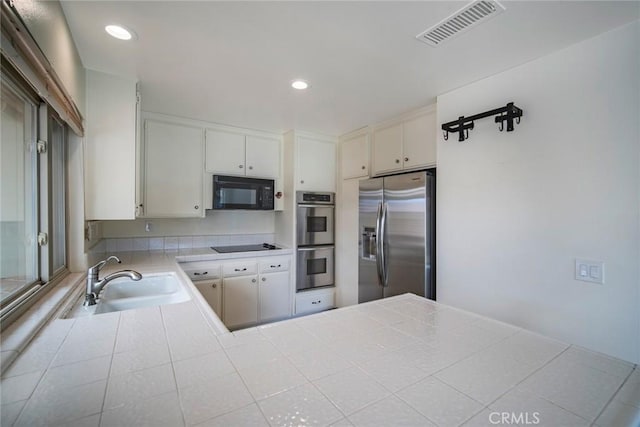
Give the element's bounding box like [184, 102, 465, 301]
[442, 102, 523, 142]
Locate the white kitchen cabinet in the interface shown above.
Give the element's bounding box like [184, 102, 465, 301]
[220, 255, 291, 329]
[143, 119, 204, 218]
[205, 129, 245, 176]
[340, 133, 369, 179]
[258, 271, 290, 322]
[372, 123, 403, 175]
[84, 70, 140, 220]
[403, 111, 437, 169]
[371, 108, 436, 176]
[194, 279, 222, 317]
[295, 287, 335, 315]
[205, 129, 281, 179]
[245, 136, 280, 178]
[223, 274, 259, 329]
[297, 136, 336, 191]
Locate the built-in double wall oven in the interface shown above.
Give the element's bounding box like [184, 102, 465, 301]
[296, 192, 334, 292]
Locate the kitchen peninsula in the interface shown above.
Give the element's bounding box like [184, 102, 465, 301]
[1, 251, 637, 427]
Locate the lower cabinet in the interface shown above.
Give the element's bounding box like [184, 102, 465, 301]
[193, 279, 222, 318]
[258, 271, 291, 323]
[223, 275, 259, 329]
[295, 287, 335, 315]
[202, 255, 292, 330]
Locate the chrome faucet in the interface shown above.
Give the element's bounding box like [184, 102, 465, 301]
[84, 255, 142, 306]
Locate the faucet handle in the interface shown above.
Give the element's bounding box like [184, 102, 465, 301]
[90, 255, 122, 273]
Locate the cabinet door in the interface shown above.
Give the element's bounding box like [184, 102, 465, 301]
[297, 137, 336, 191]
[194, 279, 222, 317]
[372, 123, 402, 176]
[341, 134, 369, 179]
[144, 120, 204, 217]
[223, 275, 258, 329]
[245, 136, 280, 179]
[403, 111, 436, 169]
[258, 271, 291, 322]
[85, 70, 138, 220]
[205, 129, 246, 175]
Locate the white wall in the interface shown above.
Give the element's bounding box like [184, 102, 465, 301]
[437, 22, 639, 363]
[14, 0, 86, 115]
[67, 131, 88, 272]
[101, 211, 276, 238]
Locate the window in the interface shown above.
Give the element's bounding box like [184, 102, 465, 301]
[0, 63, 68, 320]
[0, 77, 38, 304]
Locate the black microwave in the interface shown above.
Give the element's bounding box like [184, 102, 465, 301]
[212, 175, 274, 210]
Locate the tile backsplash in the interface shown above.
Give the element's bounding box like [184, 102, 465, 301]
[90, 233, 276, 253]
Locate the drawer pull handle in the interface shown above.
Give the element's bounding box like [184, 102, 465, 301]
[234, 268, 247, 272]
[262, 277, 266, 282]
[194, 272, 208, 276]
[270, 264, 281, 268]
[211, 283, 217, 288]
[252, 279, 257, 283]
[311, 300, 322, 304]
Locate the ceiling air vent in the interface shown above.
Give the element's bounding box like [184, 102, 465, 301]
[416, 0, 505, 47]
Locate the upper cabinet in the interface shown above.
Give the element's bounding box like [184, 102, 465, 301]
[84, 70, 140, 220]
[143, 119, 204, 218]
[297, 135, 336, 192]
[340, 133, 369, 180]
[205, 129, 280, 179]
[371, 107, 436, 176]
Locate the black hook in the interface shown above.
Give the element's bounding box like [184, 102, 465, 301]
[443, 130, 449, 141]
[498, 114, 505, 132]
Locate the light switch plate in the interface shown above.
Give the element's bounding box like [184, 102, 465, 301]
[575, 259, 605, 284]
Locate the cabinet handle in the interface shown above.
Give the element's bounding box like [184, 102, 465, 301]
[311, 300, 322, 304]
[404, 157, 409, 162]
[239, 164, 244, 169]
[248, 166, 253, 170]
[234, 268, 247, 272]
[300, 180, 304, 184]
[252, 278, 257, 283]
[193, 272, 208, 276]
[361, 166, 366, 170]
[270, 264, 281, 268]
[395, 159, 400, 164]
[194, 205, 199, 210]
[211, 283, 217, 288]
[261, 277, 266, 282]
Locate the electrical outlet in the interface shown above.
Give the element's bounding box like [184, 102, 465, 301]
[575, 259, 604, 284]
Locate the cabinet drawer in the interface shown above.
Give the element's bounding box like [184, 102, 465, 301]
[295, 289, 335, 315]
[223, 261, 258, 277]
[259, 257, 290, 273]
[181, 262, 222, 281]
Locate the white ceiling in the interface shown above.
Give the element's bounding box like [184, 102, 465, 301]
[60, 1, 639, 136]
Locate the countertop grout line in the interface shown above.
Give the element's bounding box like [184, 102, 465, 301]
[158, 304, 188, 427]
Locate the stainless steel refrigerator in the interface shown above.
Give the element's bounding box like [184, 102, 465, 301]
[358, 170, 435, 303]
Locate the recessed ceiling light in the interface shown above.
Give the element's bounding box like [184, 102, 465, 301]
[291, 80, 309, 90]
[105, 24, 135, 41]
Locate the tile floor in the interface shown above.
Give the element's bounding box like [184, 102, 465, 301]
[0, 294, 638, 427]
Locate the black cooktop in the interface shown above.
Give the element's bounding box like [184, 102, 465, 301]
[211, 243, 280, 253]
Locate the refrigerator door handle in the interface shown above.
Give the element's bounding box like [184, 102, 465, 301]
[380, 202, 389, 287]
[375, 201, 385, 287]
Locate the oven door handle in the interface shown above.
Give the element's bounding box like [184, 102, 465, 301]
[297, 246, 334, 251]
[296, 204, 335, 209]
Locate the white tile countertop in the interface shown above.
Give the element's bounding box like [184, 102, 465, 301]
[1, 250, 638, 427]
